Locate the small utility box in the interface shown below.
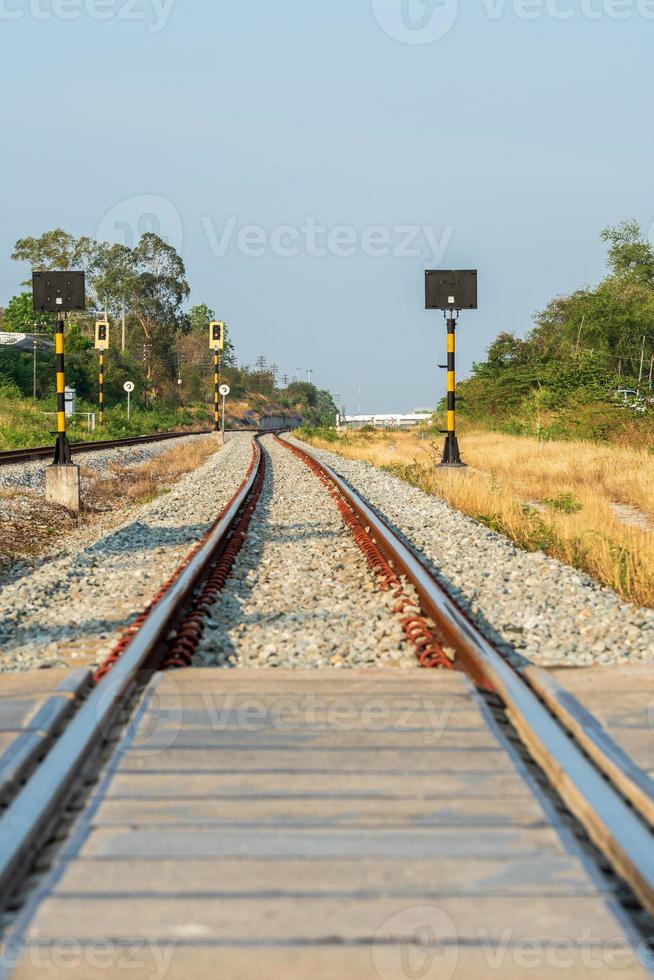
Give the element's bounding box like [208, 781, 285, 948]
[64, 387, 76, 418]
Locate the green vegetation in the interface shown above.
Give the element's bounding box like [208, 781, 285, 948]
[0, 227, 338, 443]
[456, 221, 654, 448]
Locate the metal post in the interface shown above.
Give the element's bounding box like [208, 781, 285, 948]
[438, 312, 465, 468]
[127, 389, 131, 420]
[98, 350, 104, 426]
[214, 351, 220, 431]
[53, 317, 72, 465]
[221, 390, 226, 440]
[33, 338, 37, 399]
[121, 302, 126, 352]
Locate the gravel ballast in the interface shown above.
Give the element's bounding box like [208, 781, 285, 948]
[195, 437, 419, 670]
[0, 434, 254, 673]
[288, 436, 654, 668]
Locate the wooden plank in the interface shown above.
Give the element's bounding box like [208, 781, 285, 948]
[116, 748, 518, 773]
[52, 854, 603, 897]
[89, 795, 549, 828]
[22, 894, 641, 944]
[74, 826, 570, 860]
[103, 769, 536, 800]
[527, 667, 654, 827]
[0, 669, 92, 807]
[8, 943, 653, 980]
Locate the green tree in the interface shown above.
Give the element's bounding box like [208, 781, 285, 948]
[1, 293, 51, 333]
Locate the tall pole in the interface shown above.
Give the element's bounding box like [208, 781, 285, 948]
[53, 317, 72, 465]
[214, 351, 220, 431]
[438, 311, 465, 468]
[33, 338, 37, 399]
[98, 350, 104, 426]
[121, 302, 126, 352]
[638, 335, 646, 385]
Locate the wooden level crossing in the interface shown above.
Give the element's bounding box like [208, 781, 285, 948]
[2, 668, 652, 978]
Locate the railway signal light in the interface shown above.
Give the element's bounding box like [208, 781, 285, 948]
[425, 269, 478, 468]
[209, 321, 225, 351]
[209, 321, 226, 431]
[95, 317, 109, 351]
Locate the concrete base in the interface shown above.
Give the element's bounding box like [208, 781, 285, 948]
[45, 463, 81, 512]
[211, 430, 227, 446]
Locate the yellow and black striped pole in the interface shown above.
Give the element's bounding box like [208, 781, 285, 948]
[53, 317, 72, 464]
[214, 351, 220, 431]
[439, 312, 465, 468]
[98, 350, 104, 426]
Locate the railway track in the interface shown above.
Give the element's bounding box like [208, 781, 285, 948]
[0, 433, 652, 977]
[0, 428, 266, 466]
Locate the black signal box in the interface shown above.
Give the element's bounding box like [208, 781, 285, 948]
[33, 271, 86, 313]
[425, 270, 477, 311]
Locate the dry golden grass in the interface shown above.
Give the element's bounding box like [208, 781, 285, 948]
[304, 429, 654, 608]
[83, 436, 220, 509]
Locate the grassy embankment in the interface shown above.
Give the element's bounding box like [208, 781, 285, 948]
[0, 382, 205, 449]
[299, 426, 654, 609]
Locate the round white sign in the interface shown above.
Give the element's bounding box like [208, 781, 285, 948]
[219, 384, 230, 397]
[123, 381, 135, 393]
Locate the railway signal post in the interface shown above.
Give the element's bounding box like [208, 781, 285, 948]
[425, 269, 478, 469]
[95, 314, 110, 426]
[33, 271, 85, 510]
[209, 321, 225, 433]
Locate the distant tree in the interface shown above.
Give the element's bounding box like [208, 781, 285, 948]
[1, 293, 51, 333]
[600, 220, 654, 284]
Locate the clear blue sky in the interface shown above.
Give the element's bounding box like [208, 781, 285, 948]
[1, 1, 652, 412]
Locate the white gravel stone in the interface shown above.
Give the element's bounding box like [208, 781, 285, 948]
[0, 435, 254, 673]
[288, 436, 654, 668]
[195, 437, 419, 670]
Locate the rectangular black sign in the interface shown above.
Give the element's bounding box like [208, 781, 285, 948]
[32, 271, 86, 313]
[425, 270, 478, 310]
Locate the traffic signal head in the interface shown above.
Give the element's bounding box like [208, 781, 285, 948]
[95, 318, 110, 350]
[209, 321, 225, 350]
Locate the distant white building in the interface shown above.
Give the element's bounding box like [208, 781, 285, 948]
[338, 412, 432, 431]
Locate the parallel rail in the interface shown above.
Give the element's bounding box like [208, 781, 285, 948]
[0, 436, 263, 908]
[279, 435, 654, 920]
[0, 430, 211, 465]
[0, 430, 652, 935]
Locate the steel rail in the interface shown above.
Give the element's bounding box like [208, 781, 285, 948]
[281, 436, 654, 918]
[0, 437, 263, 909]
